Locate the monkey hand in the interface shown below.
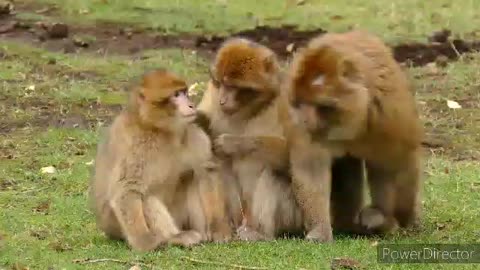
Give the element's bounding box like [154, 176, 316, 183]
[167, 230, 204, 248]
[357, 206, 399, 235]
[236, 225, 268, 242]
[129, 232, 164, 251]
[214, 134, 256, 157]
[210, 223, 234, 243]
[305, 223, 334, 243]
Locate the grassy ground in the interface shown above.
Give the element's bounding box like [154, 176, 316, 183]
[1, 0, 480, 269]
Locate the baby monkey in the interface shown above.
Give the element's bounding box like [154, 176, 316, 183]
[90, 69, 232, 251]
[198, 38, 304, 241]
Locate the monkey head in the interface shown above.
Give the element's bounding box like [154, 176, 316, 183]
[210, 38, 281, 118]
[288, 43, 369, 141]
[131, 69, 196, 129]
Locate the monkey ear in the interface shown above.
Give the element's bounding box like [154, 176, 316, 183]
[311, 74, 325, 87]
[338, 58, 360, 80]
[137, 88, 146, 103]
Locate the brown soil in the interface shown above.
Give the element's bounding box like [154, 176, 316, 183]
[0, 96, 122, 134]
[1, 2, 479, 160]
[1, 3, 480, 66]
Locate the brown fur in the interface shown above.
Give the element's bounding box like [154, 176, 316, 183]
[286, 30, 424, 238]
[89, 70, 232, 251]
[198, 38, 303, 241]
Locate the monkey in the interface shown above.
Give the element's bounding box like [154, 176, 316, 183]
[89, 69, 232, 251]
[197, 38, 304, 241]
[284, 30, 424, 240]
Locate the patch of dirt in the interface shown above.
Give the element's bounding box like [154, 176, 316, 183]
[0, 96, 122, 134]
[1, 3, 480, 66]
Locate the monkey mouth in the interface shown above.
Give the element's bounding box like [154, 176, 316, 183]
[183, 113, 196, 121]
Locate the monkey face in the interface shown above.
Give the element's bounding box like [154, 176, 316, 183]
[170, 88, 196, 121]
[211, 38, 280, 118]
[135, 69, 197, 128]
[138, 88, 196, 127]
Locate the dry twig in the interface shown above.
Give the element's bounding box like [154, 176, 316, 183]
[73, 258, 152, 268]
[181, 256, 268, 269]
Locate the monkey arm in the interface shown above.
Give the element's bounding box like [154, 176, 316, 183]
[247, 135, 288, 170]
[110, 188, 160, 251]
[214, 134, 288, 170]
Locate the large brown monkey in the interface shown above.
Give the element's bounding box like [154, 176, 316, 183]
[285, 30, 424, 240]
[90, 69, 232, 251]
[197, 38, 303, 241]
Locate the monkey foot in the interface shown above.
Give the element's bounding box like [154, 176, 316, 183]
[168, 230, 203, 248]
[305, 223, 334, 243]
[210, 226, 234, 243]
[236, 225, 267, 242]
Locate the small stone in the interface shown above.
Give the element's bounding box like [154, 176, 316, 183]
[47, 23, 69, 39]
[72, 37, 89, 47]
[0, 1, 13, 16]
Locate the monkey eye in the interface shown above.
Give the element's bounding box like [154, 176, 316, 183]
[174, 89, 187, 98]
[153, 98, 170, 107]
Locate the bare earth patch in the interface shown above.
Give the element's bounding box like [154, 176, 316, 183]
[1, 2, 479, 161]
[1, 2, 480, 66]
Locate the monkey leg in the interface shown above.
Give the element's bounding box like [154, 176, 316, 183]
[393, 154, 422, 228]
[146, 195, 204, 248]
[331, 156, 365, 234]
[110, 192, 163, 251]
[189, 170, 233, 243]
[290, 146, 333, 243]
[143, 196, 180, 240]
[96, 201, 123, 240]
[239, 169, 280, 242]
[358, 164, 399, 235]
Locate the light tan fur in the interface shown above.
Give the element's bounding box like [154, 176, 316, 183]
[286, 30, 424, 239]
[198, 38, 303, 241]
[90, 70, 232, 251]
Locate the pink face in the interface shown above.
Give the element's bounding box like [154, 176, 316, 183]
[171, 89, 196, 118]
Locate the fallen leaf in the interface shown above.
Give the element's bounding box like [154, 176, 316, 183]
[436, 222, 446, 230]
[286, 43, 295, 53]
[447, 100, 462, 109]
[331, 257, 362, 270]
[85, 160, 94, 166]
[40, 166, 56, 174]
[188, 82, 199, 92]
[35, 7, 50, 14]
[331, 15, 344, 20]
[32, 201, 50, 214]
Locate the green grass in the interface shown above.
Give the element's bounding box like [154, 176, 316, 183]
[29, 0, 480, 42]
[1, 0, 480, 269]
